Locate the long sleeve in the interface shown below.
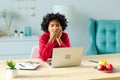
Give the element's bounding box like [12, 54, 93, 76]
[59, 33, 71, 47]
[39, 32, 71, 62]
[38, 33, 53, 61]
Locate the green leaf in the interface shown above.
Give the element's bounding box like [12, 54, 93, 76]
[6, 60, 15, 69]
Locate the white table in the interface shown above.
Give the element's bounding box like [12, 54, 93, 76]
[0, 54, 120, 80]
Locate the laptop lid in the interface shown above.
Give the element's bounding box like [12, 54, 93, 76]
[51, 47, 84, 68]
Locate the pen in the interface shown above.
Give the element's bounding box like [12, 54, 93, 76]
[19, 63, 25, 67]
[89, 60, 98, 63]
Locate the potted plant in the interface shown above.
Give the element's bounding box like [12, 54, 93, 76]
[0, 10, 20, 36]
[20, 31, 24, 37]
[6, 60, 18, 78]
[14, 30, 18, 37]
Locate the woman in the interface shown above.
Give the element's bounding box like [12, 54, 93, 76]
[39, 13, 71, 62]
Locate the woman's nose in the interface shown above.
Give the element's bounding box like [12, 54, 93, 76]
[53, 26, 56, 29]
[53, 26, 58, 29]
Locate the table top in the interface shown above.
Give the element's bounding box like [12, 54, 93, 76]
[0, 35, 39, 41]
[1, 54, 120, 80]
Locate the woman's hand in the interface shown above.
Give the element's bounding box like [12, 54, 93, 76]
[49, 28, 62, 43]
[56, 29, 62, 39]
[56, 29, 63, 46]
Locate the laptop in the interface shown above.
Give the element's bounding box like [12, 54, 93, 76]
[47, 47, 84, 68]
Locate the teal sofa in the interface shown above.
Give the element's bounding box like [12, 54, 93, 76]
[85, 18, 120, 55]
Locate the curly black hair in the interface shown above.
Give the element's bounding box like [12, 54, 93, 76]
[41, 13, 68, 32]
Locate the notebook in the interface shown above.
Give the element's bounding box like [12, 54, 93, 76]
[47, 47, 84, 68]
[15, 61, 40, 70]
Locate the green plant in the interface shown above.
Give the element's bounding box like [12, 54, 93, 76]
[0, 10, 20, 36]
[14, 30, 18, 33]
[20, 31, 23, 34]
[0, 10, 20, 28]
[6, 60, 16, 69]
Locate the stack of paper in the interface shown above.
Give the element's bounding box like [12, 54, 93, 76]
[15, 61, 40, 70]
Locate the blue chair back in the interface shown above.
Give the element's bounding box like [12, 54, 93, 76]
[85, 18, 120, 55]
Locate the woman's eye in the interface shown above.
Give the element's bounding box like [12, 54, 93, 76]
[49, 24, 60, 28]
[56, 24, 60, 27]
[50, 25, 54, 27]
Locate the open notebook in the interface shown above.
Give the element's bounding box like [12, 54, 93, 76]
[15, 61, 40, 70]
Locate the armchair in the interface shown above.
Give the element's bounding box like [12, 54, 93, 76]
[30, 46, 39, 59]
[85, 18, 120, 55]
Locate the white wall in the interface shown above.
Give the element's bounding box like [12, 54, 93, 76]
[1, 0, 120, 48]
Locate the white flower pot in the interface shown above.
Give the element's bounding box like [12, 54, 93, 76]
[14, 33, 18, 37]
[20, 33, 24, 38]
[6, 68, 18, 78]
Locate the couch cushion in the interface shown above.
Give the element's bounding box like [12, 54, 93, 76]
[96, 20, 120, 54]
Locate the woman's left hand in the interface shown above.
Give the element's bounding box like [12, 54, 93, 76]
[56, 29, 62, 39]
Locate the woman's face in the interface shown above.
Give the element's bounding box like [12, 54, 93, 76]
[48, 20, 62, 33]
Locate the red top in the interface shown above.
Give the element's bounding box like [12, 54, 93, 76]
[39, 32, 71, 61]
